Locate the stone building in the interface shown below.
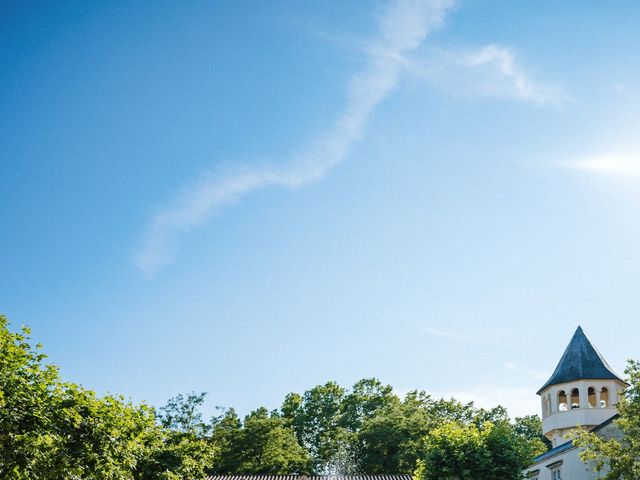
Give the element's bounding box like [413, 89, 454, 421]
[524, 326, 627, 480]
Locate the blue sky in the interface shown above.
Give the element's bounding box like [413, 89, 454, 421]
[2, 0, 640, 418]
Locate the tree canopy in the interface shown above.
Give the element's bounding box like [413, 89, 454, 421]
[415, 420, 544, 480]
[0, 314, 547, 478]
[0, 315, 215, 480]
[572, 360, 640, 479]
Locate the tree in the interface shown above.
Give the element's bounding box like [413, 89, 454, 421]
[212, 407, 312, 474]
[281, 379, 395, 473]
[0, 315, 216, 480]
[415, 420, 539, 480]
[0, 315, 154, 479]
[282, 381, 347, 471]
[513, 414, 551, 452]
[158, 392, 209, 435]
[281, 379, 398, 473]
[340, 379, 396, 432]
[0, 313, 549, 478]
[572, 360, 640, 479]
[356, 392, 481, 473]
[135, 428, 217, 480]
[138, 393, 217, 480]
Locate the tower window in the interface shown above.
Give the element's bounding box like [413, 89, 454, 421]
[588, 387, 596, 408]
[558, 390, 568, 411]
[571, 388, 580, 409]
[545, 394, 552, 416]
[600, 387, 609, 408]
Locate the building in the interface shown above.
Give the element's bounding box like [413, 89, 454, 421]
[205, 327, 626, 480]
[524, 326, 627, 480]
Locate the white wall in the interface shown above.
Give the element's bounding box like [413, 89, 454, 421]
[540, 379, 624, 447]
[524, 447, 606, 480]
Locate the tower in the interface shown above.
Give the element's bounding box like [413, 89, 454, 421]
[537, 326, 626, 447]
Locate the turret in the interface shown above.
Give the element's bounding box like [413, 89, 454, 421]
[537, 326, 627, 447]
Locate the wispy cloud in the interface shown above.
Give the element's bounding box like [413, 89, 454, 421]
[568, 153, 640, 177]
[408, 44, 569, 105]
[133, 0, 457, 276]
[134, 2, 570, 275]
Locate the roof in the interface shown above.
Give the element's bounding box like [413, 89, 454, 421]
[531, 414, 621, 465]
[532, 440, 575, 463]
[206, 476, 412, 480]
[537, 326, 624, 394]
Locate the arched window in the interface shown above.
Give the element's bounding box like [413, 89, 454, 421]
[588, 387, 596, 408]
[600, 387, 609, 408]
[571, 388, 580, 409]
[545, 394, 552, 416]
[558, 390, 568, 411]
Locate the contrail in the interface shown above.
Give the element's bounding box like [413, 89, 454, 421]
[134, 0, 456, 276]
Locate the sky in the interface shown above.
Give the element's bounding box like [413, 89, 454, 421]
[2, 0, 640, 419]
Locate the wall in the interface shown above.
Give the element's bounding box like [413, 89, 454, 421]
[524, 446, 607, 480]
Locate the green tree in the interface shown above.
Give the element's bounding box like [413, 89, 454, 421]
[0, 313, 549, 478]
[340, 379, 396, 432]
[212, 407, 312, 474]
[0, 315, 216, 480]
[572, 360, 640, 479]
[282, 381, 350, 472]
[513, 414, 551, 452]
[158, 392, 209, 435]
[135, 428, 217, 480]
[356, 392, 478, 473]
[138, 392, 218, 480]
[0, 315, 154, 479]
[281, 378, 398, 473]
[415, 420, 538, 480]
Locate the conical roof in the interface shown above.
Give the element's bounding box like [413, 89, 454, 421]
[537, 326, 624, 394]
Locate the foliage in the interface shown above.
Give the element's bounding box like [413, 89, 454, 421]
[211, 408, 312, 474]
[282, 378, 397, 473]
[282, 381, 349, 471]
[356, 392, 486, 473]
[135, 429, 217, 480]
[513, 415, 551, 453]
[0, 314, 547, 478]
[0, 315, 215, 479]
[415, 420, 539, 480]
[572, 360, 640, 479]
[158, 392, 210, 436]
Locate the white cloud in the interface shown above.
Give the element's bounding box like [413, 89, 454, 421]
[134, 3, 571, 275]
[569, 153, 640, 177]
[408, 44, 569, 105]
[133, 0, 457, 276]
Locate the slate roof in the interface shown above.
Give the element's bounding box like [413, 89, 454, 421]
[206, 476, 411, 480]
[537, 326, 624, 394]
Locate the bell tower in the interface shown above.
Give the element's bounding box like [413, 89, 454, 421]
[537, 326, 627, 447]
